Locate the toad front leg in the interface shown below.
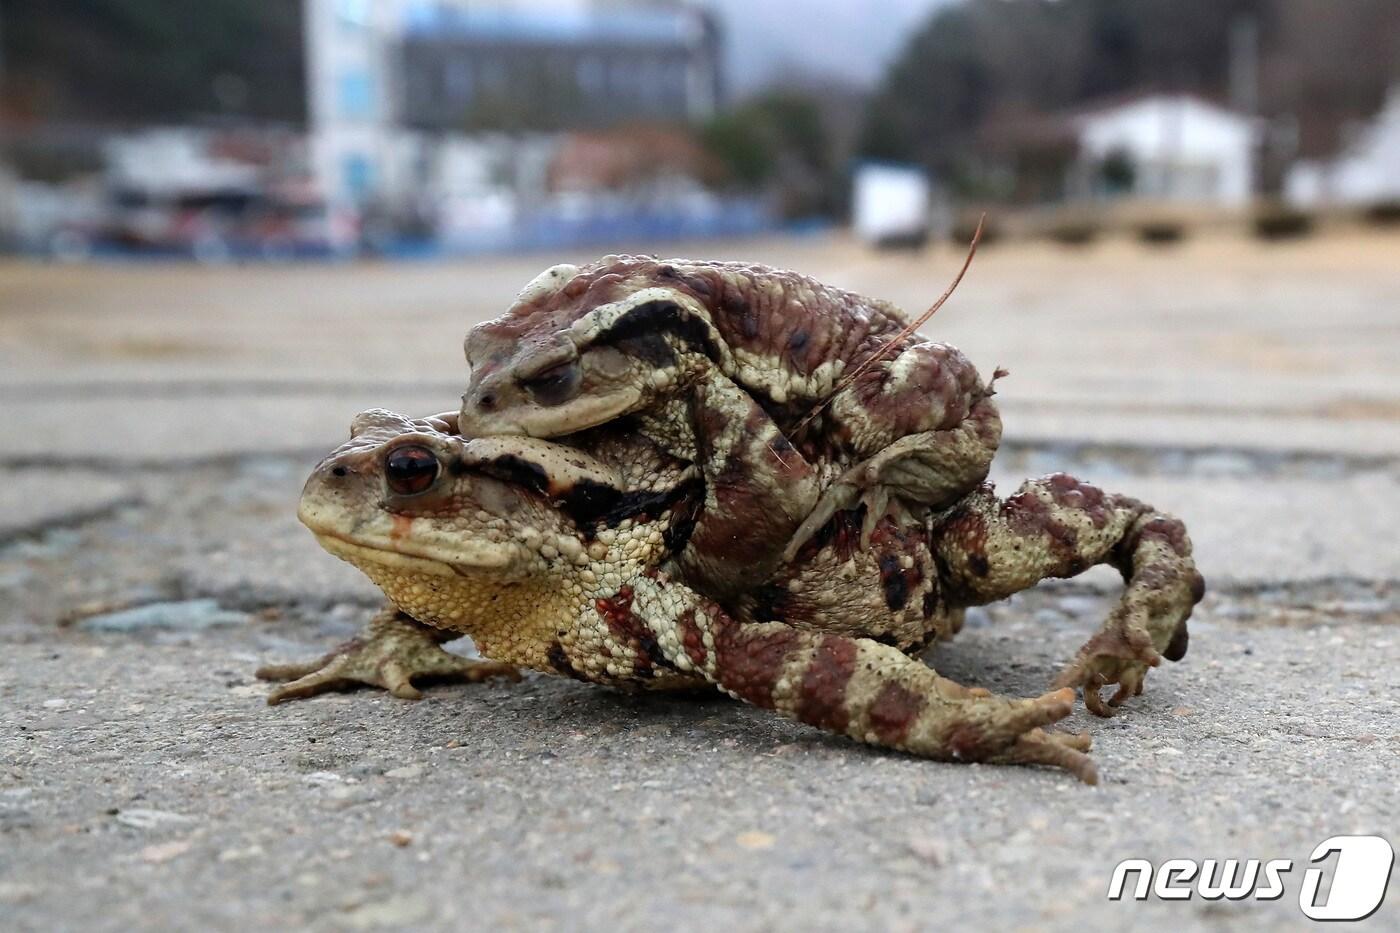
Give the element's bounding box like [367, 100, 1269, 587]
[641, 373, 823, 598]
[785, 343, 1003, 560]
[256, 606, 520, 704]
[935, 474, 1205, 716]
[625, 574, 1097, 783]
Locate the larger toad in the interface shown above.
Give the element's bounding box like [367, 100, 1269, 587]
[260, 409, 1205, 783]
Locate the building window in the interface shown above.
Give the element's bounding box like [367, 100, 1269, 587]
[337, 0, 370, 29]
[339, 71, 374, 119]
[343, 153, 375, 201]
[480, 58, 506, 91]
[446, 60, 473, 101]
[577, 57, 604, 94]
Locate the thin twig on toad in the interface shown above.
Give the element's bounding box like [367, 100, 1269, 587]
[791, 213, 986, 439]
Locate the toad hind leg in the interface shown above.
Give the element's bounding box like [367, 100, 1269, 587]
[633, 577, 1097, 783]
[935, 474, 1205, 716]
[256, 606, 520, 704]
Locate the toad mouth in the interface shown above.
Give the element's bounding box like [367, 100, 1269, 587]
[310, 531, 518, 577]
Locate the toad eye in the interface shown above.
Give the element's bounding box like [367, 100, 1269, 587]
[520, 360, 581, 407]
[384, 445, 439, 495]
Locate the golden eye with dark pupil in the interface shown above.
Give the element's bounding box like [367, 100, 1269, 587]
[384, 445, 439, 495]
[521, 361, 580, 407]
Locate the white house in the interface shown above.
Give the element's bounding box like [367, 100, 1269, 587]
[1070, 94, 1259, 206]
[1286, 85, 1400, 207]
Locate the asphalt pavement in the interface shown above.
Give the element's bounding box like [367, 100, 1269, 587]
[1, 231, 1397, 931]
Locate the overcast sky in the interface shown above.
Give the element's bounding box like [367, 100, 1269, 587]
[697, 0, 955, 93]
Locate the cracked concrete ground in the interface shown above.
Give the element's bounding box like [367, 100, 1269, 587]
[1, 232, 1398, 931]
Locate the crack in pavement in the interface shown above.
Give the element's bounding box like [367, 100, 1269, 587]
[994, 438, 1399, 479]
[0, 496, 144, 545]
[49, 575, 1399, 637]
[2, 438, 1395, 478]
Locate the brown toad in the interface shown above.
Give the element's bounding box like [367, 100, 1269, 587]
[457, 257, 1002, 600]
[259, 409, 1205, 782]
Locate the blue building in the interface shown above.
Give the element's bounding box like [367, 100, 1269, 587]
[304, 1, 722, 210]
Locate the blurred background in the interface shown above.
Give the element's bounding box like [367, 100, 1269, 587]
[0, 0, 1396, 488]
[2, 0, 1399, 257]
[3, 5, 1400, 929]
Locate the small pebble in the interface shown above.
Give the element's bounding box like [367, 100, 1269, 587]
[735, 831, 774, 850]
[140, 840, 191, 864]
[115, 809, 194, 829]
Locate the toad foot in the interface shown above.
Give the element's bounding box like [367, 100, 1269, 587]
[257, 607, 520, 704]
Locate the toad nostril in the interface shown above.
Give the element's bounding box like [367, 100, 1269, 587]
[331, 466, 348, 478]
[478, 393, 496, 410]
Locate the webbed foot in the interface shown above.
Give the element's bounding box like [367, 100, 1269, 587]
[935, 685, 1098, 784]
[256, 608, 520, 704]
[989, 727, 1097, 784]
[1052, 565, 1196, 718]
[1052, 613, 1165, 717]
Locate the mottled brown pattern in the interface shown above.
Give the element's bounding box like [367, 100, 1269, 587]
[711, 618, 801, 710]
[843, 342, 982, 440]
[941, 506, 990, 577]
[594, 586, 635, 624]
[742, 404, 806, 479]
[796, 637, 858, 732]
[867, 521, 927, 612]
[692, 396, 732, 449]
[929, 472, 1202, 725]
[1045, 472, 1110, 528]
[946, 722, 989, 759]
[274, 250, 1209, 785]
[677, 608, 708, 667]
[1134, 516, 1192, 558]
[596, 585, 674, 676]
[465, 255, 1002, 472]
[907, 624, 942, 653]
[486, 256, 908, 380]
[696, 480, 778, 565]
[1130, 563, 1177, 590]
[1005, 488, 1081, 572]
[460, 255, 1008, 609]
[970, 398, 1003, 447]
[867, 682, 926, 745]
[792, 507, 865, 566]
[683, 463, 806, 590]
